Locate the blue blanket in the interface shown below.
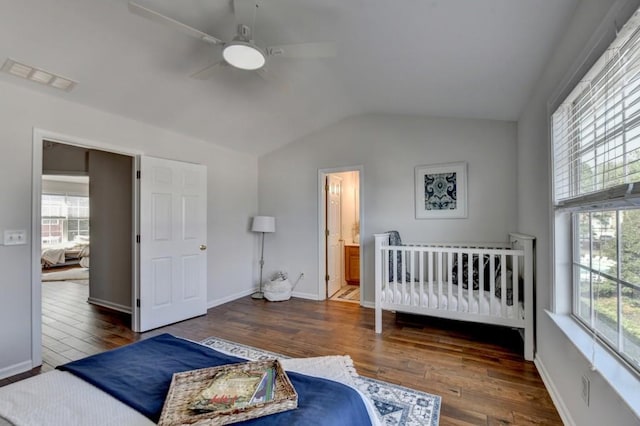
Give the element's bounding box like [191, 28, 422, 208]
[58, 334, 371, 425]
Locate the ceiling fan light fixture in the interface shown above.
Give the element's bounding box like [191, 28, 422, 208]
[223, 41, 266, 70]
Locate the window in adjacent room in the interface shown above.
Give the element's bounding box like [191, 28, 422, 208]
[41, 193, 90, 247]
[551, 9, 640, 373]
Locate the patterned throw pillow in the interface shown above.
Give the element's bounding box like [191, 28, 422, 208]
[451, 254, 500, 291]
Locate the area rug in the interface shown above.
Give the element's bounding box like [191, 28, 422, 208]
[200, 336, 441, 426]
[42, 267, 89, 282]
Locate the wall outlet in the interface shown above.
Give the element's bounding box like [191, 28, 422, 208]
[581, 375, 590, 406]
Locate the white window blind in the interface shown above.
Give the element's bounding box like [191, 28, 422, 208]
[552, 11, 640, 208]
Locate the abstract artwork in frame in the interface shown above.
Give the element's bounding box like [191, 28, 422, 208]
[415, 162, 467, 219]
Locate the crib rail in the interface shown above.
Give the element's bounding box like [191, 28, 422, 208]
[374, 232, 535, 360]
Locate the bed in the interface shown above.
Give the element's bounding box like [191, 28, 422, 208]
[0, 334, 380, 426]
[374, 232, 535, 361]
[41, 237, 90, 268]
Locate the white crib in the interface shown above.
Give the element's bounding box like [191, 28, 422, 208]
[374, 232, 535, 361]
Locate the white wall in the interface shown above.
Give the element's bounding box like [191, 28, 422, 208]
[41, 179, 89, 197]
[258, 114, 517, 302]
[517, 0, 639, 424]
[0, 80, 258, 378]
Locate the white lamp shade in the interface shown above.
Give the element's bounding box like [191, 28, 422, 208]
[251, 216, 276, 233]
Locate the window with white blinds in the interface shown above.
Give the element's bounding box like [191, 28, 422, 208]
[551, 7, 640, 375]
[552, 11, 640, 208]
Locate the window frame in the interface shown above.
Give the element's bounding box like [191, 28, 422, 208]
[570, 208, 640, 373]
[41, 192, 90, 246]
[550, 4, 640, 378]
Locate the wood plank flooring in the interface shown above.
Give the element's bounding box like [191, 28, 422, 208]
[1, 280, 562, 425]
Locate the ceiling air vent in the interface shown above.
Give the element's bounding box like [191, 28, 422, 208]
[1, 58, 77, 92]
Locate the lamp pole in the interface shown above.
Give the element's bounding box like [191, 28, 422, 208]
[252, 231, 266, 299]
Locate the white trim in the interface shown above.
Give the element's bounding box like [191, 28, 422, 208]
[34, 128, 143, 157]
[132, 156, 141, 332]
[31, 128, 141, 368]
[317, 166, 364, 304]
[291, 291, 322, 300]
[360, 300, 375, 309]
[31, 133, 43, 369]
[535, 356, 576, 426]
[87, 297, 132, 314]
[0, 361, 33, 381]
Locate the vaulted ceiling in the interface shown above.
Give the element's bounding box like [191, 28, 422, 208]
[0, 0, 579, 155]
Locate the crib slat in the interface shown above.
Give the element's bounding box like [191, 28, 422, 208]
[489, 255, 496, 316]
[467, 252, 473, 312]
[418, 252, 429, 306]
[420, 251, 433, 306]
[457, 253, 463, 312]
[500, 254, 507, 317]
[427, 251, 433, 308]
[437, 251, 443, 309]
[448, 252, 453, 311]
[512, 255, 519, 318]
[392, 248, 399, 303]
[382, 248, 388, 304]
[479, 252, 486, 314]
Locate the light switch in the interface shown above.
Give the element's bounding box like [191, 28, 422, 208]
[4, 230, 27, 245]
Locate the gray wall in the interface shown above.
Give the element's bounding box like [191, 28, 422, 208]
[258, 114, 518, 301]
[42, 142, 88, 175]
[0, 80, 258, 379]
[518, 0, 639, 424]
[88, 150, 133, 310]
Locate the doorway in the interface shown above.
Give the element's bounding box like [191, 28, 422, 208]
[38, 140, 135, 369]
[318, 167, 362, 303]
[31, 130, 140, 367]
[31, 130, 209, 368]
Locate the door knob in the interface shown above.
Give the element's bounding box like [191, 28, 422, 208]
[200, 244, 207, 251]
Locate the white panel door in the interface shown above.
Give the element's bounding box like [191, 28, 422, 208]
[326, 175, 342, 298]
[139, 156, 207, 331]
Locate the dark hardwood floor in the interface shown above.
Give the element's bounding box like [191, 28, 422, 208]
[1, 279, 562, 425]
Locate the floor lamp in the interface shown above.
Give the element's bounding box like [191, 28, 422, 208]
[251, 216, 276, 299]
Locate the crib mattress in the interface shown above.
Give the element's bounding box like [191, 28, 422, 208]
[381, 282, 524, 320]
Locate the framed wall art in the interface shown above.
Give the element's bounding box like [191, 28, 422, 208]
[414, 162, 467, 219]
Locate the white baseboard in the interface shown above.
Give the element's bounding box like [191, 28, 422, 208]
[0, 360, 33, 380]
[361, 300, 374, 309]
[291, 291, 321, 300]
[207, 289, 255, 309]
[206, 290, 364, 307]
[535, 356, 576, 426]
[87, 297, 131, 314]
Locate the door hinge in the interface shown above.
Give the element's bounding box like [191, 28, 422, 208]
[325, 229, 329, 237]
[325, 274, 330, 282]
[136, 235, 141, 243]
[136, 170, 141, 179]
[325, 183, 329, 192]
[136, 298, 140, 307]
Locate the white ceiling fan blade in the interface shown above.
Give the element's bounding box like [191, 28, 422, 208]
[233, 0, 259, 29]
[190, 60, 227, 80]
[128, 1, 223, 45]
[255, 67, 289, 91]
[266, 42, 336, 59]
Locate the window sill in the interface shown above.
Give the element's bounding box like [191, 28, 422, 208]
[546, 310, 640, 418]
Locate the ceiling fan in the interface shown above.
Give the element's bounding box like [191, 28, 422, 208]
[128, 0, 336, 80]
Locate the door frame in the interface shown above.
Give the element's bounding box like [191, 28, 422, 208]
[317, 166, 364, 302]
[31, 128, 142, 367]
